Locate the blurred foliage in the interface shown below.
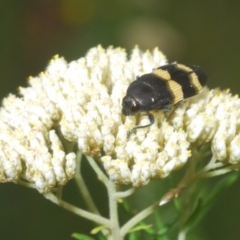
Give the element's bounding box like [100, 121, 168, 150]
[1, 1, 240, 239]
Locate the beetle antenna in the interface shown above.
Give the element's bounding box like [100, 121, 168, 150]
[127, 113, 155, 139]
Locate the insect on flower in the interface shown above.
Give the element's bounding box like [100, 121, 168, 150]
[122, 63, 208, 138]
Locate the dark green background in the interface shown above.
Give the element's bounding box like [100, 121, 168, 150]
[1, 1, 240, 239]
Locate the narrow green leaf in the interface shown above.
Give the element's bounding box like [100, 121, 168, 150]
[129, 224, 152, 233]
[90, 225, 107, 235]
[71, 233, 95, 240]
[185, 172, 239, 228]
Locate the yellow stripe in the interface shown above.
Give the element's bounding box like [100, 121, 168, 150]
[190, 72, 202, 92]
[167, 80, 184, 104]
[176, 64, 203, 92]
[152, 69, 171, 81]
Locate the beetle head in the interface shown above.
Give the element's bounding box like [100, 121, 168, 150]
[122, 95, 140, 116]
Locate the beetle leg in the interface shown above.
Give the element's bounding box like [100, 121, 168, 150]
[178, 99, 185, 104]
[127, 112, 155, 139]
[162, 105, 171, 111]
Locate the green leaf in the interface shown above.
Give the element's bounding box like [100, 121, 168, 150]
[121, 197, 132, 214]
[185, 172, 240, 229]
[71, 233, 95, 240]
[129, 224, 152, 233]
[90, 225, 107, 235]
[128, 231, 139, 240]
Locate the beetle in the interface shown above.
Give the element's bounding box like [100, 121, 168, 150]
[121, 63, 207, 138]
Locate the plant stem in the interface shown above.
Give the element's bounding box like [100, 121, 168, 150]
[108, 181, 122, 240]
[114, 188, 135, 199]
[74, 151, 100, 214]
[45, 192, 111, 228]
[178, 229, 187, 240]
[85, 155, 109, 186]
[18, 180, 37, 189]
[120, 201, 159, 237]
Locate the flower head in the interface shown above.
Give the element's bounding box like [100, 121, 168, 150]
[0, 45, 239, 193]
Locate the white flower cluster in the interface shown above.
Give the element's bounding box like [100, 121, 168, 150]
[0, 93, 76, 193]
[0, 45, 239, 191]
[173, 88, 240, 164]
